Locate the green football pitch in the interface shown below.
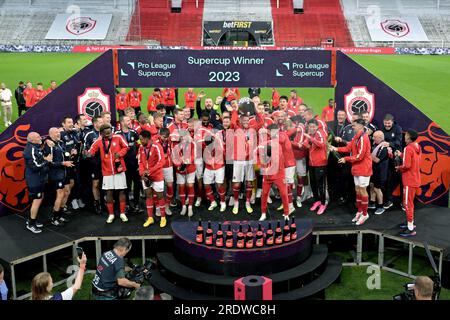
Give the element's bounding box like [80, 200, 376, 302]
[0, 53, 450, 134]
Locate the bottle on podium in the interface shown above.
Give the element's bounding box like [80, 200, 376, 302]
[225, 224, 234, 248]
[290, 217, 297, 240]
[283, 219, 291, 243]
[265, 222, 274, 246]
[275, 221, 283, 245]
[195, 219, 204, 244]
[205, 221, 213, 246]
[237, 223, 245, 248]
[215, 222, 224, 247]
[245, 224, 254, 249]
[255, 223, 264, 247]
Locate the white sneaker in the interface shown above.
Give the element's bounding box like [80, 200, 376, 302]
[250, 192, 256, 204]
[77, 199, 85, 209]
[256, 188, 262, 198]
[296, 197, 302, 208]
[289, 204, 295, 215]
[232, 203, 239, 214]
[208, 201, 218, 211]
[165, 205, 172, 216]
[120, 213, 128, 222]
[259, 213, 267, 221]
[352, 212, 363, 223]
[356, 214, 369, 226]
[188, 205, 194, 217]
[267, 196, 272, 204]
[106, 215, 115, 224]
[220, 201, 226, 212]
[71, 199, 79, 210]
[4, 122, 9, 128]
[284, 215, 289, 221]
[180, 205, 187, 216]
[228, 197, 235, 206]
[8, 121, 12, 126]
[156, 207, 161, 217]
[195, 197, 202, 207]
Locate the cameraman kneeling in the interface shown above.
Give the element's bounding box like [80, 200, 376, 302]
[92, 238, 140, 300]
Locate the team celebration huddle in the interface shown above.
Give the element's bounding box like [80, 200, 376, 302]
[23, 86, 421, 238]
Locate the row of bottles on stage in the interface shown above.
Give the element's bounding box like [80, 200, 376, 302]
[195, 218, 297, 248]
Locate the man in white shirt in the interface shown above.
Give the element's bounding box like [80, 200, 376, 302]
[0, 83, 13, 127]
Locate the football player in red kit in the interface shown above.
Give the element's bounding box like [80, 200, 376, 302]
[138, 130, 167, 228]
[172, 130, 197, 217]
[395, 130, 421, 237]
[34, 83, 47, 104]
[291, 116, 308, 208]
[89, 124, 129, 224]
[156, 128, 174, 216]
[127, 88, 142, 114]
[116, 88, 129, 117]
[256, 129, 290, 222]
[331, 119, 372, 225]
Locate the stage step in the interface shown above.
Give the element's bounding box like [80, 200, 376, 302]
[273, 255, 342, 300]
[157, 244, 328, 287]
[150, 269, 230, 300]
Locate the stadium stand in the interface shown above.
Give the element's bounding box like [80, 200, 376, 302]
[342, 0, 450, 47]
[270, 0, 353, 47]
[0, 0, 151, 45]
[203, 0, 272, 21]
[127, 0, 204, 46]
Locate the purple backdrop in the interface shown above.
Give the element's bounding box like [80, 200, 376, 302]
[0, 51, 115, 216]
[118, 49, 332, 88]
[335, 51, 450, 207]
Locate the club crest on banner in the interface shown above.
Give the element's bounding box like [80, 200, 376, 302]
[344, 86, 375, 122]
[381, 19, 410, 38]
[78, 87, 110, 121]
[66, 16, 97, 35]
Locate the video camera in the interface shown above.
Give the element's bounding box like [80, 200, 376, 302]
[117, 260, 154, 300]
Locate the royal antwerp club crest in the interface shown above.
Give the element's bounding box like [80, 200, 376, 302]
[381, 19, 410, 38]
[344, 86, 375, 122]
[66, 16, 97, 35]
[78, 88, 110, 121]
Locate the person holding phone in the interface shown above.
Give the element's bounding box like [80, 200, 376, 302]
[31, 252, 87, 300]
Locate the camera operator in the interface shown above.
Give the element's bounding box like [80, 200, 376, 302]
[414, 276, 434, 300]
[91, 238, 140, 300]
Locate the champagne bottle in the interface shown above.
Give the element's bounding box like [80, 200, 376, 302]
[245, 224, 254, 249]
[195, 219, 204, 244]
[283, 219, 291, 243]
[275, 221, 283, 245]
[255, 223, 264, 247]
[290, 217, 297, 240]
[265, 222, 274, 246]
[215, 223, 224, 247]
[205, 221, 213, 246]
[225, 224, 234, 248]
[236, 223, 245, 249]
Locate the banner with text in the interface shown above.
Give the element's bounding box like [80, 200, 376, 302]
[117, 49, 332, 88]
[365, 16, 429, 42]
[46, 14, 112, 40]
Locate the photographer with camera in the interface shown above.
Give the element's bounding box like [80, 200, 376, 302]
[414, 276, 434, 300]
[92, 238, 140, 300]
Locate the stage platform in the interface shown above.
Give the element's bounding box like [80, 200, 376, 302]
[0, 199, 449, 299]
[1, 200, 449, 265]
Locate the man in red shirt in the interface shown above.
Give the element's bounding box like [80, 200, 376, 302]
[303, 108, 327, 134]
[156, 128, 174, 215]
[46, 80, 57, 94]
[34, 83, 47, 104]
[291, 117, 308, 207]
[127, 88, 142, 114]
[162, 87, 176, 115]
[138, 130, 167, 228]
[184, 88, 196, 118]
[321, 99, 335, 123]
[271, 88, 280, 110]
[23, 82, 36, 108]
[272, 96, 296, 119]
[147, 88, 162, 115]
[136, 113, 156, 136]
[395, 130, 421, 237]
[89, 124, 129, 224]
[303, 119, 328, 215]
[231, 115, 257, 215]
[222, 87, 240, 102]
[167, 108, 188, 144]
[256, 132, 290, 222]
[172, 130, 197, 217]
[116, 88, 129, 117]
[331, 119, 373, 225]
[249, 102, 274, 130]
[288, 89, 303, 115]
